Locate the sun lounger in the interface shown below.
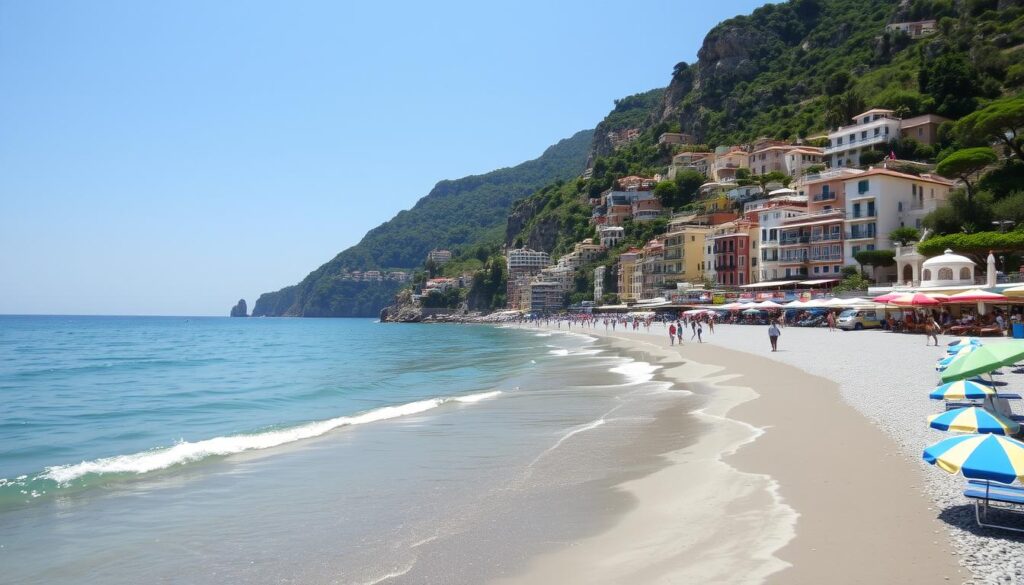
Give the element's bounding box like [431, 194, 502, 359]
[978, 326, 1004, 337]
[944, 394, 1022, 410]
[964, 480, 1024, 532]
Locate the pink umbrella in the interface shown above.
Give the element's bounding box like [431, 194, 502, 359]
[889, 293, 947, 307]
[873, 292, 902, 303]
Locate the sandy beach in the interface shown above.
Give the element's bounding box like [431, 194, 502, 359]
[497, 322, 982, 584]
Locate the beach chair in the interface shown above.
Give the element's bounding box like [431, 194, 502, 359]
[964, 480, 1024, 532]
[978, 325, 1004, 337]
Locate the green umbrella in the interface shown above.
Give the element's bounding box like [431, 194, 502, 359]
[940, 341, 1024, 383]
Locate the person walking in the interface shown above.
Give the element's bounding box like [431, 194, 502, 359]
[676, 321, 683, 345]
[925, 316, 940, 346]
[691, 321, 698, 340]
[768, 320, 781, 352]
[668, 322, 677, 346]
[826, 310, 836, 332]
[707, 314, 715, 334]
[696, 321, 703, 343]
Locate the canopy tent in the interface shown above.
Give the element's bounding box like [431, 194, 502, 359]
[945, 289, 1010, 303]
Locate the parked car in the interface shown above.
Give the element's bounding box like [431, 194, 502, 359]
[837, 308, 883, 330]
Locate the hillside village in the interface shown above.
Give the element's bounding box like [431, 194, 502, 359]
[500, 104, 969, 313]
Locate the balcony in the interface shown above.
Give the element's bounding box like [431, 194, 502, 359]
[845, 231, 876, 240]
[812, 192, 837, 202]
[810, 233, 842, 242]
[779, 235, 810, 245]
[825, 134, 889, 155]
[848, 209, 876, 219]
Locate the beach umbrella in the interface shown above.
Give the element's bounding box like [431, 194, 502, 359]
[936, 345, 981, 370]
[928, 407, 1020, 435]
[888, 292, 946, 307]
[756, 300, 784, 309]
[946, 289, 1009, 303]
[948, 337, 982, 354]
[872, 292, 903, 303]
[940, 341, 1024, 382]
[930, 380, 996, 401]
[742, 308, 762, 315]
[1004, 285, 1024, 297]
[923, 434, 1024, 484]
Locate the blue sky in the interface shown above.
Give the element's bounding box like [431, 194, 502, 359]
[0, 0, 771, 316]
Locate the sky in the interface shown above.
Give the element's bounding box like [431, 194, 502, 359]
[0, 0, 772, 316]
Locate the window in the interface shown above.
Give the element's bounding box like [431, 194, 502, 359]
[833, 265, 841, 273]
[861, 131, 867, 140]
[923, 269, 931, 280]
[938, 267, 953, 280]
[898, 202, 903, 212]
[960, 267, 971, 280]
[849, 133, 856, 143]
[813, 266, 820, 274]
[918, 128, 923, 137]
[874, 127, 880, 136]
[852, 246, 861, 255]
[858, 180, 869, 194]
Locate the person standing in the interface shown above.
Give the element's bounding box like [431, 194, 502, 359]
[691, 320, 698, 340]
[676, 321, 684, 345]
[696, 321, 703, 343]
[826, 310, 836, 332]
[668, 322, 677, 346]
[926, 316, 940, 346]
[768, 320, 781, 352]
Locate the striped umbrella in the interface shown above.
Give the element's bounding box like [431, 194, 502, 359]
[936, 345, 980, 371]
[940, 341, 1024, 382]
[929, 380, 996, 401]
[923, 434, 1024, 484]
[888, 293, 947, 307]
[948, 338, 982, 354]
[928, 407, 1020, 435]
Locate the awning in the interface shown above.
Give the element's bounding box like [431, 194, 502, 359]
[739, 280, 799, 288]
[798, 279, 840, 285]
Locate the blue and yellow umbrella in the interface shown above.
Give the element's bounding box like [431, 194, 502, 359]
[936, 345, 980, 371]
[923, 434, 1024, 484]
[948, 337, 982, 353]
[929, 380, 996, 401]
[928, 407, 1020, 435]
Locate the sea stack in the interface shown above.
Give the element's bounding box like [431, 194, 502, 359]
[230, 299, 248, 317]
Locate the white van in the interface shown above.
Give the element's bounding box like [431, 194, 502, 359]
[837, 308, 883, 330]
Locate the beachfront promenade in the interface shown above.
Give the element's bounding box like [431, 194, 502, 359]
[515, 321, 1022, 584]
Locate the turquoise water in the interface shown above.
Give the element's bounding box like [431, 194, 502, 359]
[0, 316, 694, 584]
[0, 316, 547, 505]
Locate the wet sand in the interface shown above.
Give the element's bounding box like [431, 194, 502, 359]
[497, 325, 966, 584]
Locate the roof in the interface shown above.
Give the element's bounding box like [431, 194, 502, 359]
[922, 249, 975, 267]
[739, 280, 799, 288]
[853, 167, 954, 187]
[780, 216, 845, 228]
[852, 108, 895, 120]
[799, 279, 840, 285]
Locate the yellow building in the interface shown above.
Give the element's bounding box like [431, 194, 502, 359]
[616, 248, 641, 303]
[662, 220, 710, 285]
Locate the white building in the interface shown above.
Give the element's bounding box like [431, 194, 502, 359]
[427, 249, 453, 265]
[598, 225, 624, 248]
[841, 168, 953, 282]
[825, 109, 902, 168]
[757, 204, 809, 282]
[594, 265, 605, 300]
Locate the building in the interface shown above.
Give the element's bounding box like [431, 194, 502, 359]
[616, 248, 642, 303]
[594, 265, 605, 300]
[709, 221, 755, 286]
[667, 151, 713, 179]
[617, 175, 658, 191]
[657, 132, 694, 146]
[886, 20, 937, 38]
[709, 147, 749, 183]
[598, 225, 624, 248]
[662, 216, 711, 285]
[898, 114, 949, 146]
[840, 168, 953, 283]
[363, 270, 383, 281]
[528, 281, 564, 313]
[427, 249, 453, 265]
[785, 147, 825, 177]
[777, 169, 863, 279]
[639, 239, 665, 299]
[756, 203, 808, 282]
[825, 109, 902, 168]
[506, 248, 551, 310]
[825, 109, 950, 168]
[557, 239, 603, 270]
[631, 192, 664, 222]
[389, 271, 409, 282]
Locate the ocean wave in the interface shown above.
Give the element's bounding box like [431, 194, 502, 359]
[40, 390, 503, 485]
[609, 361, 661, 385]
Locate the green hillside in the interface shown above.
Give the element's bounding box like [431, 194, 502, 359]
[251, 130, 593, 317]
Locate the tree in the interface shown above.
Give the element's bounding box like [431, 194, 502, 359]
[853, 250, 895, 278]
[858, 150, 887, 166]
[653, 181, 682, 209]
[955, 96, 1024, 162]
[824, 89, 865, 129]
[919, 52, 979, 119]
[992, 192, 1024, 227]
[917, 231, 1024, 266]
[889, 227, 922, 246]
[673, 170, 706, 206]
[935, 147, 998, 200]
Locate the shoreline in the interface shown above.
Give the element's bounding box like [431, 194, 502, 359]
[497, 323, 966, 584]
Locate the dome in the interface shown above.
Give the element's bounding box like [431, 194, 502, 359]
[920, 249, 976, 288]
[922, 249, 974, 268]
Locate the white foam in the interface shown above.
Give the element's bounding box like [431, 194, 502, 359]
[609, 360, 662, 385]
[42, 391, 503, 484]
[548, 349, 570, 356]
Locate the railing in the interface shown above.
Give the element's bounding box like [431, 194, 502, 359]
[846, 231, 876, 240]
[779, 236, 810, 245]
[810, 233, 842, 242]
[812, 192, 837, 202]
[849, 210, 876, 219]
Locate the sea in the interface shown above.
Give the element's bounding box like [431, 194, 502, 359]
[0, 316, 699, 584]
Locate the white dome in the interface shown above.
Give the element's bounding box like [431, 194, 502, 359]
[922, 249, 974, 268]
